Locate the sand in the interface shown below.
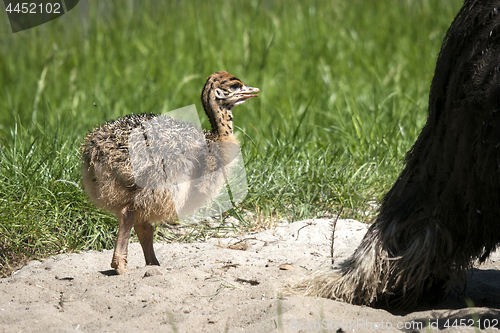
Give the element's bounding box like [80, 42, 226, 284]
[1, 219, 500, 332]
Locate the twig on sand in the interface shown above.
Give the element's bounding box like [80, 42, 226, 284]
[330, 207, 343, 265]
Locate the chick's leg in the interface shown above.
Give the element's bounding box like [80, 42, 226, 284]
[111, 206, 135, 274]
[134, 221, 159, 266]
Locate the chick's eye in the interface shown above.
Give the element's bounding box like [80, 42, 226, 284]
[230, 84, 241, 91]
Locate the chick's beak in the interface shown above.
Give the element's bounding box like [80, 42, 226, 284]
[235, 85, 259, 104]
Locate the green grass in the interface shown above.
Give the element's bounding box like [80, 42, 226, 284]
[0, 0, 463, 275]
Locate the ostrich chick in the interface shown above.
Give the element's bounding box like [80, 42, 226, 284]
[81, 71, 259, 274]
